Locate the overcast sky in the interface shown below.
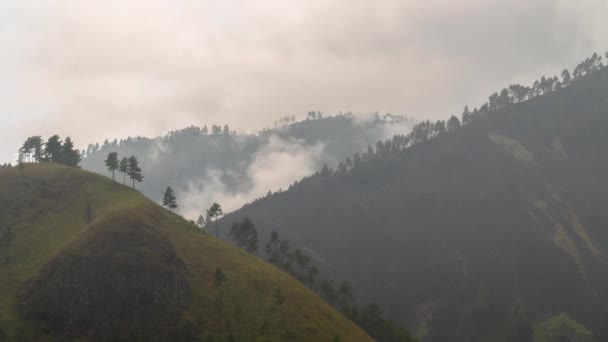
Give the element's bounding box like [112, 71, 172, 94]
[1, 0, 607, 163]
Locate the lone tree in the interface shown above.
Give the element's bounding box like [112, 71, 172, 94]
[162, 186, 178, 211]
[206, 202, 224, 238]
[118, 157, 129, 185]
[104, 152, 119, 181]
[127, 156, 143, 189]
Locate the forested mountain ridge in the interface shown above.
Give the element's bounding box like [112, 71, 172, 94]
[218, 63, 608, 341]
[0, 164, 371, 341]
[80, 114, 413, 216]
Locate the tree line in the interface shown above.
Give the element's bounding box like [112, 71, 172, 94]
[280, 50, 608, 189]
[104, 152, 143, 188]
[18, 135, 81, 167]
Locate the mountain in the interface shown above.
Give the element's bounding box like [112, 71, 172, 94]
[218, 67, 608, 341]
[0, 164, 370, 341]
[80, 114, 412, 216]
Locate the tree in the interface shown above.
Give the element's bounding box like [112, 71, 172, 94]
[119, 157, 129, 185]
[229, 218, 258, 254]
[206, 202, 224, 238]
[196, 215, 205, 228]
[162, 186, 178, 211]
[447, 115, 461, 131]
[266, 231, 281, 264]
[127, 156, 143, 189]
[60, 137, 81, 166]
[561, 69, 571, 85]
[20, 136, 44, 162]
[461, 106, 471, 125]
[104, 152, 119, 181]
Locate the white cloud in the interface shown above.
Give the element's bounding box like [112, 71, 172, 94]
[178, 135, 325, 218]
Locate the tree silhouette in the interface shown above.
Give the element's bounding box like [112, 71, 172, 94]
[229, 217, 258, 254]
[59, 137, 81, 166]
[206, 202, 224, 238]
[196, 215, 205, 228]
[119, 157, 129, 185]
[447, 115, 461, 131]
[105, 152, 119, 181]
[162, 186, 178, 211]
[127, 156, 143, 189]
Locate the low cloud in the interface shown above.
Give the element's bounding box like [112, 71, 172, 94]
[178, 135, 325, 219]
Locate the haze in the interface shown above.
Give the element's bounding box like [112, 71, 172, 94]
[1, 0, 607, 162]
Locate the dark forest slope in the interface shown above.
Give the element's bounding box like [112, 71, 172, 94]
[0, 164, 370, 341]
[220, 68, 608, 341]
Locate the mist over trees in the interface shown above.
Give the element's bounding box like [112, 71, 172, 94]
[80, 114, 414, 216]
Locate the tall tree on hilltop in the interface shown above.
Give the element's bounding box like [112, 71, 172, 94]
[20, 136, 45, 162]
[104, 152, 119, 181]
[60, 137, 81, 166]
[118, 157, 129, 185]
[19, 139, 33, 163]
[206, 202, 224, 238]
[162, 186, 178, 211]
[44, 134, 62, 163]
[127, 156, 143, 189]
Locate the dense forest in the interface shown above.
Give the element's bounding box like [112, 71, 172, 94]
[219, 52, 608, 341]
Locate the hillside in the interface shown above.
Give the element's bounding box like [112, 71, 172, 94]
[0, 164, 370, 341]
[219, 68, 608, 341]
[80, 115, 412, 216]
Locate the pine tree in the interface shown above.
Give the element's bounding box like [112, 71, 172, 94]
[119, 157, 129, 185]
[104, 152, 119, 181]
[127, 156, 143, 189]
[60, 137, 81, 166]
[162, 186, 178, 211]
[206, 203, 224, 238]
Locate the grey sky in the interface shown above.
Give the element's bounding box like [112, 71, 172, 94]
[1, 0, 607, 163]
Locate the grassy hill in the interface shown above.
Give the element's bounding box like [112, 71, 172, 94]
[219, 68, 608, 341]
[0, 164, 370, 341]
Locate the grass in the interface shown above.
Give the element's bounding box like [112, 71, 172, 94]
[0, 164, 370, 341]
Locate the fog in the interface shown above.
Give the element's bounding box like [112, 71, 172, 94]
[178, 135, 326, 217]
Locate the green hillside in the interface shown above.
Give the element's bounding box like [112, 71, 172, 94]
[0, 164, 370, 341]
[219, 67, 608, 341]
